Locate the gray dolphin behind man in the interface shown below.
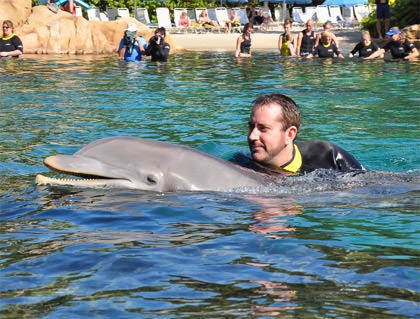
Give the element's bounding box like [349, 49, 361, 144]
[36, 136, 272, 192]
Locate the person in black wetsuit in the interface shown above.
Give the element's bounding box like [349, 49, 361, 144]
[308, 31, 344, 59]
[145, 27, 170, 62]
[366, 27, 419, 60]
[235, 23, 253, 58]
[240, 93, 363, 175]
[349, 31, 381, 58]
[296, 19, 317, 57]
[0, 20, 23, 58]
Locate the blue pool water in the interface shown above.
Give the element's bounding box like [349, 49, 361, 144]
[0, 52, 419, 318]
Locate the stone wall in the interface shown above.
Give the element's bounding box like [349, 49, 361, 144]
[0, 1, 184, 55]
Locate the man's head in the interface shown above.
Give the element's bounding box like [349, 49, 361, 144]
[305, 19, 314, 32]
[248, 94, 300, 167]
[155, 27, 166, 38]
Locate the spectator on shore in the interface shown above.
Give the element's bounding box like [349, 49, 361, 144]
[198, 10, 219, 27]
[376, 0, 390, 39]
[179, 12, 192, 27]
[224, 10, 240, 33]
[0, 20, 23, 58]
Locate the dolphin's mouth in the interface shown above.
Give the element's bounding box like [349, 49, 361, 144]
[35, 155, 132, 188]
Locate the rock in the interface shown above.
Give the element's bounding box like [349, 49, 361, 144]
[3, 3, 184, 55]
[0, 0, 32, 28]
[402, 24, 420, 41]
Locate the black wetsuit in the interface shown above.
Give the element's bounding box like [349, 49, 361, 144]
[315, 43, 341, 58]
[350, 41, 379, 58]
[231, 140, 363, 174]
[0, 34, 23, 57]
[145, 37, 170, 62]
[300, 30, 315, 56]
[383, 39, 415, 59]
[240, 35, 251, 54]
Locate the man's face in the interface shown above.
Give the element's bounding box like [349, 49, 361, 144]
[248, 104, 292, 167]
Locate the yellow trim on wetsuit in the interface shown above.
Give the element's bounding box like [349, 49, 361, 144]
[282, 144, 302, 173]
[364, 40, 372, 47]
[2, 33, 16, 41]
[322, 42, 331, 48]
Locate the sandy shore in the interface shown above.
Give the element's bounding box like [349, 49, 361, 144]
[171, 28, 372, 52]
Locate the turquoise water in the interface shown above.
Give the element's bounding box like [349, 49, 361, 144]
[1, 52, 419, 318]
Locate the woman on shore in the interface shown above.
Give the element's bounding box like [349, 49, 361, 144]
[349, 31, 381, 58]
[278, 18, 296, 57]
[307, 31, 344, 59]
[198, 10, 219, 27]
[179, 12, 191, 27]
[365, 27, 419, 60]
[235, 23, 253, 58]
[0, 20, 23, 58]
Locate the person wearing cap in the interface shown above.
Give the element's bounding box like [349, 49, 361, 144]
[0, 20, 23, 58]
[375, 0, 390, 39]
[365, 27, 419, 60]
[118, 22, 147, 62]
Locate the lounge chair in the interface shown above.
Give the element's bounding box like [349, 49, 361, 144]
[99, 12, 108, 21]
[206, 8, 218, 23]
[135, 8, 152, 26]
[156, 7, 175, 30]
[354, 4, 370, 22]
[174, 7, 187, 27]
[195, 7, 207, 22]
[233, 7, 249, 26]
[292, 7, 307, 24]
[274, 6, 290, 23]
[87, 7, 100, 20]
[106, 8, 130, 21]
[215, 7, 229, 28]
[329, 5, 344, 24]
[74, 5, 83, 16]
[187, 8, 196, 23]
[305, 6, 317, 22]
[315, 5, 332, 23]
[342, 6, 358, 27]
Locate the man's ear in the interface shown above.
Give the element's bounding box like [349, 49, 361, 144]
[285, 126, 298, 145]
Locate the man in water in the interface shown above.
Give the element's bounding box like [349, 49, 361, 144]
[246, 94, 363, 174]
[118, 23, 147, 62]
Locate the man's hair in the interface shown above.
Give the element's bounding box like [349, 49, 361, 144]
[155, 27, 166, 36]
[252, 94, 301, 131]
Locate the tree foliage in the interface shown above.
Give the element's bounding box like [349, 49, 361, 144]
[361, 0, 420, 37]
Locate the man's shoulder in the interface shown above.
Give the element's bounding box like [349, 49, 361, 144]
[296, 140, 363, 172]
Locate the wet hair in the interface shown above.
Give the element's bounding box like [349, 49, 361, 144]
[321, 30, 332, 40]
[284, 18, 293, 26]
[252, 94, 301, 131]
[323, 21, 332, 29]
[361, 30, 371, 39]
[155, 27, 166, 37]
[243, 23, 253, 35]
[2, 20, 13, 30]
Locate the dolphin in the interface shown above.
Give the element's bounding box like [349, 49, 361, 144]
[36, 136, 271, 192]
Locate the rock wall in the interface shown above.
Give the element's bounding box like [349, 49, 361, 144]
[0, 2, 183, 55]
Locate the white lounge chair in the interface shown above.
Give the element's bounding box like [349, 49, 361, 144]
[156, 7, 174, 29]
[215, 7, 229, 27]
[206, 8, 218, 23]
[354, 4, 370, 22]
[99, 12, 108, 21]
[174, 8, 187, 27]
[233, 7, 249, 25]
[106, 8, 130, 21]
[305, 6, 317, 22]
[315, 5, 332, 23]
[274, 6, 290, 23]
[329, 5, 344, 24]
[187, 8, 196, 23]
[292, 7, 307, 24]
[87, 7, 100, 20]
[75, 5, 83, 16]
[135, 8, 152, 25]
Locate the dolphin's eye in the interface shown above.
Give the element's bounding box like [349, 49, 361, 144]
[146, 175, 157, 185]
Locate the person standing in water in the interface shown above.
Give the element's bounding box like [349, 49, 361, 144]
[235, 23, 253, 58]
[296, 19, 317, 57]
[0, 20, 23, 58]
[349, 31, 381, 58]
